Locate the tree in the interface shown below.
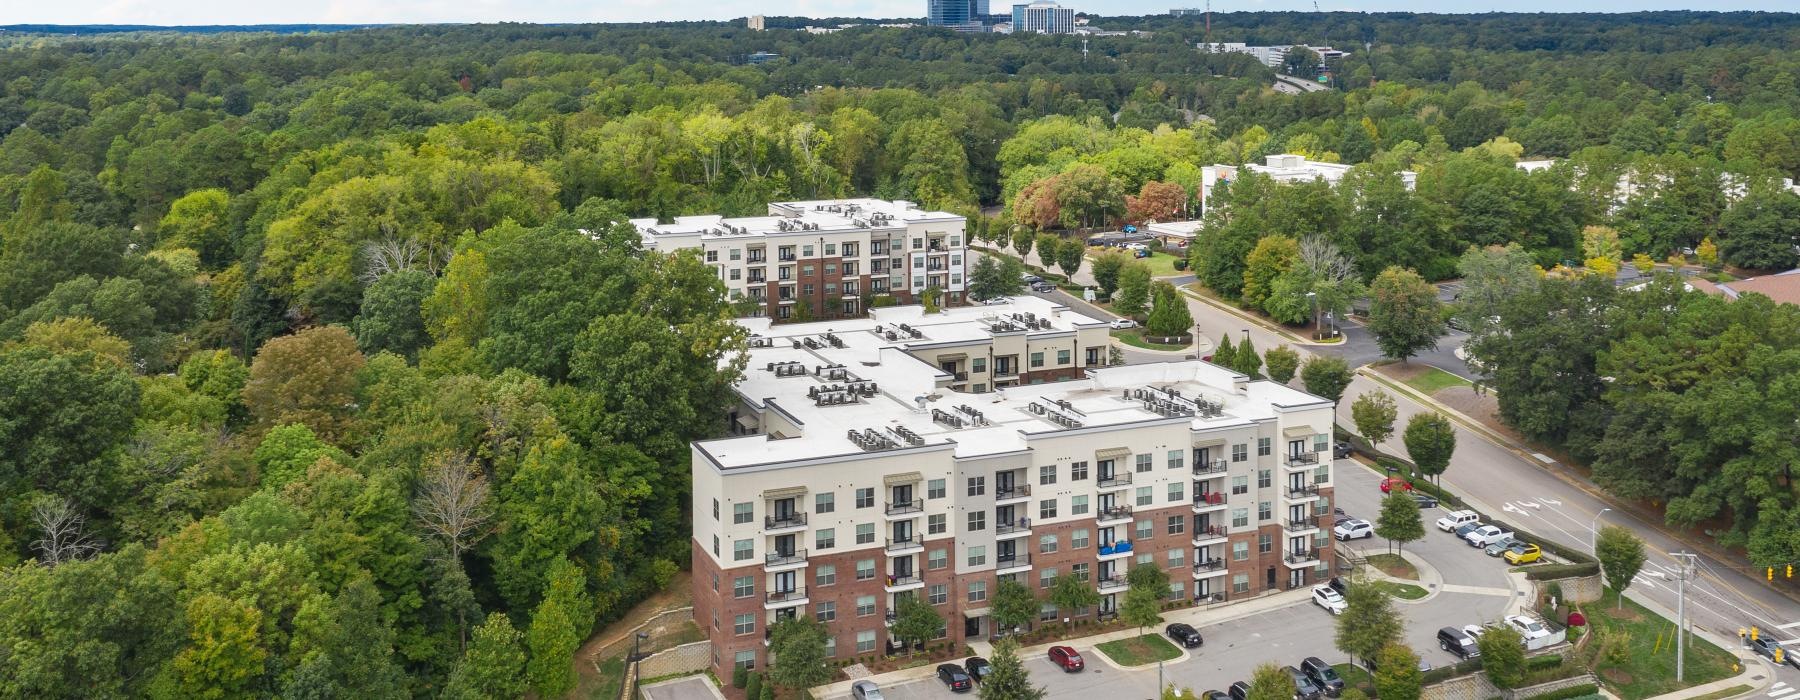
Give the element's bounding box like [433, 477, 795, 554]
[1246, 663, 1297, 700]
[1595, 525, 1646, 610]
[1232, 336, 1262, 379]
[1211, 333, 1237, 368]
[18, 317, 130, 368]
[1146, 281, 1193, 337]
[1367, 267, 1444, 363]
[413, 450, 495, 647]
[1013, 228, 1035, 258]
[1301, 356, 1352, 402]
[492, 435, 604, 611]
[525, 559, 590, 698]
[1455, 244, 1538, 338]
[1121, 563, 1169, 632]
[1035, 234, 1060, 266]
[1372, 643, 1423, 700]
[1696, 236, 1720, 270]
[978, 638, 1045, 700]
[445, 613, 529, 700]
[242, 325, 366, 443]
[0, 344, 141, 508]
[1375, 489, 1426, 555]
[1718, 179, 1800, 270]
[971, 255, 1011, 301]
[991, 579, 1038, 636]
[1056, 238, 1085, 278]
[1242, 235, 1300, 311]
[354, 268, 434, 360]
[1337, 574, 1403, 666]
[1351, 391, 1399, 451]
[890, 595, 941, 654]
[1264, 346, 1300, 384]
[28, 496, 99, 566]
[160, 593, 268, 700]
[1092, 251, 1127, 297]
[1114, 262, 1152, 318]
[768, 616, 834, 689]
[1478, 625, 1527, 689]
[1048, 574, 1101, 628]
[1402, 413, 1456, 487]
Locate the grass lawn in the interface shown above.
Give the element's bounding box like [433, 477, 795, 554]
[1095, 633, 1183, 666]
[1585, 590, 1737, 698]
[1401, 366, 1474, 395]
[1112, 328, 1190, 351]
[1367, 580, 1430, 600]
[1334, 663, 1374, 695]
[1366, 553, 1420, 580]
[585, 654, 626, 700]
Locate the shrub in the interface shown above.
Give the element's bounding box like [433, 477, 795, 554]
[1526, 655, 1564, 670]
[1523, 683, 1598, 700]
[1524, 563, 1601, 581]
[745, 672, 762, 700]
[733, 666, 748, 689]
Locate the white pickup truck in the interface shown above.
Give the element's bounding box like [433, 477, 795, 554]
[1463, 525, 1514, 548]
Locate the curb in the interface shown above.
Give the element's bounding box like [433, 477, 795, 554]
[1091, 639, 1193, 671]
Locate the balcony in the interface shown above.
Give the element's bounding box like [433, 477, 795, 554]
[1192, 459, 1229, 477]
[1097, 574, 1130, 593]
[764, 549, 808, 571]
[1284, 452, 1320, 471]
[1097, 473, 1133, 490]
[883, 610, 897, 627]
[995, 519, 1032, 539]
[1097, 540, 1134, 561]
[1284, 549, 1319, 568]
[1191, 557, 1228, 579]
[1095, 505, 1133, 525]
[884, 500, 923, 519]
[886, 535, 923, 554]
[1192, 491, 1227, 514]
[995, 484, 1031, 503]
[1283, 484, 1321, 503]
[884, 573, 924, 593]
[747, 253, 767, 264]
[764, 512, 807, 532]
[995, 552, 1032, 574]
[765, 587, 808, 609]
[1284, 518, 1321, 534]
[1191, 525, 1229, 546]
[778, 252, 797, 262]
[993, 364, 1018, 378]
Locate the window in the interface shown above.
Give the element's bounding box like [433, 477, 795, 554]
[1258, 469, 1272, 489]
[1169, 549, 1186, 567]
[712, 499, 719, 520]
[816, 529, 835, 550]
[1234, 574, 1251, 593]
[1028, 351, 1043, 368]
[856, 630, 876, 653]
[1136, 453, 1153, 473]
[912, 238, 923, 250]
[968, 581, 987, 602]
[1072, 529, 1090, 548]
[713, 535, 720, 556]
[1039, 465, 1056, 485]
[856, 596, 876, 617]
[1057, 349, 1070, 365]
[1135, 519, 1153, 540]
[1071, 495, 1089, 515]
[1135, 486, 1153, 507]
[730, 249, 742, 260]
[968, 511, 986, 531]
[1167, 516, 1185, 535]
[733, 576, 754, 598]
[855, 488, 874, 508]
[1039, 499, 1057, 520]
[733, 502, 752, 524]
[1168, 449, 1184, 470]
[1315, 433, 1330, 453]
[729, 269, 740, 280]
[707, 250, 718, 262]
[928, 479, 946, 499]
[816, 493, 835, 513]
[825, 243, 837, 255]
[856, 523, 875, 545]
[816, 565, 837, 587]
[1039, 534, 1059, 554]
[1232, 444, 1248, 462]
[1073, 562, 1090, 581]
[968, 545, 987, 566]
[1137, 552, 1154, 567]
[736, 650, 756, 670]
[733, 539, 753, 561]
[1259, 533, 1273, 553]
[712, 572, 719, 591]
[967, 477, 985, 496]
[972, 358, 987, 373]
[1232, 541, 1249, 561]
[1258, 437, 1272, 456]
[856, 559, 875, 580]
[1231, 508, 1249, 528]
[1070, 461, 1089, 480]
[825, 637, 837, 657]
[1039, 568, 1057, 589]
[928, 513, 947, 535]
[1258, 501, 1272, 522]
[929, 584, 948, 605]
[1168, 482, 1185, 503]
[1231, 476, 1249, 495]
[929, 548, 948, 570]
[734, 613, 755, 635]
[1041, 602, 1060, 622]
[816, 601, 836, 622]
[1315, 465, 1331, 484]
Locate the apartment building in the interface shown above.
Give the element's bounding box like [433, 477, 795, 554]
[1199, 154, 1418, 215]
[1011, 0, 1076, 34]
[632, 198, 968, 322]
[689, 298, 1338, 679]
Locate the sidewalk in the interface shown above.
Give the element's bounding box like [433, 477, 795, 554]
[809, 589, 1314, 699]
[1177, 286, 1330, 347]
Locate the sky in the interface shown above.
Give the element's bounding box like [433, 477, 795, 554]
[6, 0, 1794, 25]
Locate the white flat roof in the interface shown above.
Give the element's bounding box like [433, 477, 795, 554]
[631, 199, 963, 248]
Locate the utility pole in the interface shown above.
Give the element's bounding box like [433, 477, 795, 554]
[1671, 552, 1699, 683]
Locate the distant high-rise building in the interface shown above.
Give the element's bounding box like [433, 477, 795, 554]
[927, 0, 986, 30]
[1169, 7, 1206, 15]
[747, 14, 765, 30]
[1010, 0, 1075, 34]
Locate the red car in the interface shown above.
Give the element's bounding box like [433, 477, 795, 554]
[1048, 645, 1085, 672]
[1379, 477, 1413, 493]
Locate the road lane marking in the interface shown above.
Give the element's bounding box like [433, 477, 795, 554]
[1520, 500, 1541, 509]
[1768, 689, 1798, 700]
[1779, 621, 1800, 630]
[1540, 498, 1561, 505]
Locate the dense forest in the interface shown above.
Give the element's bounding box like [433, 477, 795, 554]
[0, 15, 1797, 697]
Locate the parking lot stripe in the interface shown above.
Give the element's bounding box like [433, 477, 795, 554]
[1777, 621, 1800, 630]
[1767, 688, 1798, 700]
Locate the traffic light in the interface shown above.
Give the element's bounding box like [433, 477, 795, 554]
[1788, 564, 1793, 578]
[1752, 626, 1761, 641]
[1769, 567, 1776, 581]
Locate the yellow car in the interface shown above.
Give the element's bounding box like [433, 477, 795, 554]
[1503, 544, 1542, 565]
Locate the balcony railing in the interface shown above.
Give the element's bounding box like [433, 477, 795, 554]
[1192, 524, 1228, 540]
[1285, 549, 1317, 565]
[747, 253, 767, 263]
[995, 484, 1031, 500]
[1284, 518, 1319, 533]
[1193, 492, 1226, 507]
[766, 587, 807, 604]
[1192, 459, 1229, 476]
[1286, 452, 1320, 467]
[885, 573, 921, 588]
[886, 535, 922, 553]
[1096, 505, 1133, 522]
[995, 518, 1032, 535]
[1286, 484, 1320, 498]
[765, 512, 807, 529]
[1097, 574, 1129, 590]
[1097, 473, 1133, 489]
[995, 552, 1032, 569]
[954, 372, 968, 381]
[778, 252, 797, 261]
[1192, 557, 1225, 573]
[885, 500, 923, 517]
[765, 549, 807, 567]
[1097, 540, 1133, 556]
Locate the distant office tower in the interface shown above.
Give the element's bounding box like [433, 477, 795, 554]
[747, 14, 765, 30]
[1011, 0, 1075, 34]
[1170, 7, 1206, 15]
[927, 0, 986, 29]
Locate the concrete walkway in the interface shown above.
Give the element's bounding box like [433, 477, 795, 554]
[1345, 545, 1450, 604]
[641, 675, 727, 700]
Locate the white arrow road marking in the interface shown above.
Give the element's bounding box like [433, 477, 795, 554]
[1779, 621, 1800, 630]
[1520, 500, 1541, 509]
[1540, 498, 1561, 505]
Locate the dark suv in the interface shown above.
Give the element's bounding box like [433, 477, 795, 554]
[963, 657, 992, 683]
[1165, 622, 1204, 648]
[1227, 681, 1250, 700]
[1437, 627, 1481, 660]
[1299, 657, 1344, 697]
[1285, 666, 1324, 700]
[935, 664, 972, 693]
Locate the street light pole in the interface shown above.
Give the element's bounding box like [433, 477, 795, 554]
[1590, 508, 1611, 553]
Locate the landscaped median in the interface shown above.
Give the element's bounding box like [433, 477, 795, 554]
[1112, 326, 1191, 351]
[1093, 633, 1184, 667]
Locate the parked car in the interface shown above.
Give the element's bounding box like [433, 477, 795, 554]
[1503, 544, 1543, 564]
[1462, 624, 1486, 641]
[1437, 627, 1482, 659]
[1506, 615, 1551, 642]
[1333, 519, 1374, 541]
[1030, 281, 1055, 292]
[1333, 513, 1353, 526]
[1108, 318, 1137, 329]
[1203, 691, 1230, 700]
[1312, 585, 1348, 615]
[1165, 622, 1204, 648]
[851, 680, 884, 700]
[964, 657, 992, 683]
[1750, 637, 1800, 669]
[1452, 522, 1485, 541]
[1333, 441, 1353, 459]
[1435, 510, 1480, 532]
[1380, 477, 1413, 493]
[1227, 681, 1251, 700]
[1048, 646, 1085, 672]
[1021, 273, 1042, 284]
[1412, 494, 1440, 509]
[1463, 525, 1514, 548]
[1327, 577, 1350, 597]
[981, 296, 1012, 305]
[936, 664, 973, 693]
[1285, 666, 1325, 700]
[1300, 657, 1345, 697]
[1484, 535, 1525, 556]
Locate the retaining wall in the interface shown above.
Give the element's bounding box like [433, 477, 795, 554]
[639, 641, 713, 680]
[1533, 574, 1604, 605]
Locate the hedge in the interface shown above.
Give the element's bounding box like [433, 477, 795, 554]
[1526, 654, 1565, 670]
[1524, 562, 1601, 581]
[1420, 656, 1484, 684]
[1522, 683, 1599, 700]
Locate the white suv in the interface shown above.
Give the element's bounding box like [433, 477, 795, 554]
[1312, 585, 1347, 615]
[1333, 519, 1373, 541]
[1435, 510, 1480, 532]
